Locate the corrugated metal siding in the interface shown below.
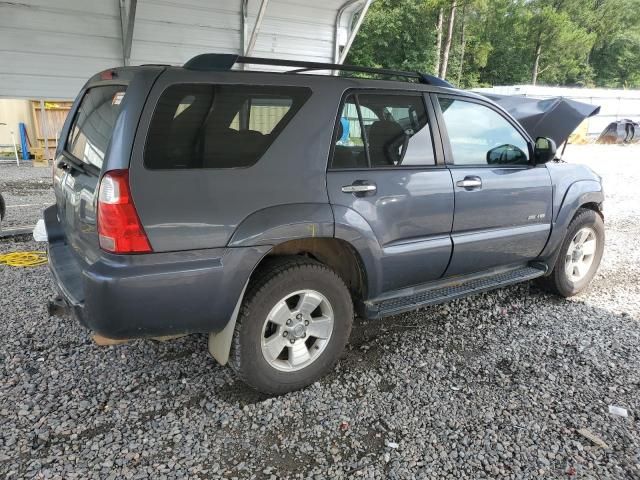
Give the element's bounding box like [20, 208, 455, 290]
[0, 0, 122, 99]
[248, 0, 336, 61]
[0, 0, 365, 99]
[129, 0, 241, 65]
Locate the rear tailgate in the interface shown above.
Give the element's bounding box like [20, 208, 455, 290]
[53, 85, 128, 260]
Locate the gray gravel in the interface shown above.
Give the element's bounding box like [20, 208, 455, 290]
[1, 145, 639, 479]
[0, 162, 54, 230]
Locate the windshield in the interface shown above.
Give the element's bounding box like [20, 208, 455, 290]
[66, 85, 127, 169]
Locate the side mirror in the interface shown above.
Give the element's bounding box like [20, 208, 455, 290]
[487, 144, 528, 165]
[534, 137, 557, 164]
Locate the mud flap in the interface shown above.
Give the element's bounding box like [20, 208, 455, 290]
[208, 282, 248, 365]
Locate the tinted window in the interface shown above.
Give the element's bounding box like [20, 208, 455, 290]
[230, 97, 294, 134]
[145, 84, 310, 169]
[331, 93, 436, 169]
[333, 97, 368, 169]
[438, 97, 529, 166]
[66, 86, 126, 169]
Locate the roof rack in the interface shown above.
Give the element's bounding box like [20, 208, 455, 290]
[183, 53, 453, 88]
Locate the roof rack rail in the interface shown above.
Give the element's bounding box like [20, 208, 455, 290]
[183, 53, 453, 88]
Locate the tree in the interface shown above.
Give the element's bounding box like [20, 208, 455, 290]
[346, 0, 441, 74]
[457, 3, 467, 84]
[347, 0, 640, 88]
[434, 7, 444, 75]
[527, 3, 594, 85]
[439, 1, 457, 78]
[591, 29, 640, 87]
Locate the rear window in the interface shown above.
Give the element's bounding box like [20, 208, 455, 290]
[66, 86, 126, 169]
[145, 84, 311, 170]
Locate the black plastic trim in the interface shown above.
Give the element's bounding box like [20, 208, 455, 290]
[366, 265, 546, 318]
[183, 53, 453, 87]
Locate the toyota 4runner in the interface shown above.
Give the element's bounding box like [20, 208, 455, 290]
[46, 54, 604, 394]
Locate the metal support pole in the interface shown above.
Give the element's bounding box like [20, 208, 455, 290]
[119, 0, 137, 66]
[40, 99, 49, 164]
[338, 0, 372, 64]
[245, 0, 269, 56]
[11, 130, 19, 166]
[241, 0, 248, 67]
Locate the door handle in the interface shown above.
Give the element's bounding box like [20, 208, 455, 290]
[342, 183, 377, 194]
[456, 176, 482, 190]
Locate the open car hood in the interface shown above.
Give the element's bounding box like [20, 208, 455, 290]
[479, 93, 601, 146]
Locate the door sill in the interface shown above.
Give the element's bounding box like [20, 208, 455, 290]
[364, 264, 546, 319]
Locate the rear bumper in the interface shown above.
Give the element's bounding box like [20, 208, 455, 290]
[44, 205, 268, 339]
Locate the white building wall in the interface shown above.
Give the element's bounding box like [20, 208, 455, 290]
[0, 99, 34, 146]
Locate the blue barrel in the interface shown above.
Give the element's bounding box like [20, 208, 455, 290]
[19, 122, 30, 160]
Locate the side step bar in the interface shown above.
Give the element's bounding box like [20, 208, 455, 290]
[365, 265, 546, 319]
[0, 225, 35, 238]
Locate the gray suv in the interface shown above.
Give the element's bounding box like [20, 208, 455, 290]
[46, 54, 604, 394]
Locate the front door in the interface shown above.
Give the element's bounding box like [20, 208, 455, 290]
[433, 94, 553, 276]
[327, 92, 454, 295]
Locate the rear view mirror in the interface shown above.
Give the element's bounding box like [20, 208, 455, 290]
[534, 137, 557, 164]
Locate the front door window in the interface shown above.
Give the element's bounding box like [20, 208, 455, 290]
[437, 97, 530, 166]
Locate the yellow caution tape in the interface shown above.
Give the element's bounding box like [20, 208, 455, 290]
[0, 251, 48, 267]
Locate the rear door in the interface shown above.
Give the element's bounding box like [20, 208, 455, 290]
[53, 85, 127, 258]
[432, 94, 553, 276]
[327, 91, 454, 294]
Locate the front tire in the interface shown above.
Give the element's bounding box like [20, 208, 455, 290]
[540, 208, 604, 297]
[229, 257, 353, 395]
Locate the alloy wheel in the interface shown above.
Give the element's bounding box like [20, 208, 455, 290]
[260, 289, 335, 372]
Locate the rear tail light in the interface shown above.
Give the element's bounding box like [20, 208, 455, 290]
[97, 170, 152, 254]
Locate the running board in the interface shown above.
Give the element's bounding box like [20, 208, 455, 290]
[0, 225, 35, 238]
[365, 265, 546, 319]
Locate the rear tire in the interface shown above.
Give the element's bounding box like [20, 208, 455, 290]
[539, 208, 604, 297]
[229, 256, 353, 395]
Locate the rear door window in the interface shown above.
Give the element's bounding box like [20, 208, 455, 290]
[145, 84, 310, 169]
[331, 93, 436, 169]
[66, 86, 127, 169]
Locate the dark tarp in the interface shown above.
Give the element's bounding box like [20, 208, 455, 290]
[479, 93, 601, 146]
[596, 119, 640, 144]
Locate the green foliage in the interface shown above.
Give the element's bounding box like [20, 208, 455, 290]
[592, 30, 640, 87]
[346, 0, 439, 73]
[346, 0, 640, 88]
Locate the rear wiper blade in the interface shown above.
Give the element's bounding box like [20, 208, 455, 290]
[58, 157, 83, 173]
[59, 156, 100, 177]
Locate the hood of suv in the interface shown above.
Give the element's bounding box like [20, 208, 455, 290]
[480, 93, 600, 147]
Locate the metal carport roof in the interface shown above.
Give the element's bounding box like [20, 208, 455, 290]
[0, 0, 371, 99]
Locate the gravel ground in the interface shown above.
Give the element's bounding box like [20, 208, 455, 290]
[1, 145, 639, 479]
[0, 162, 54, 231]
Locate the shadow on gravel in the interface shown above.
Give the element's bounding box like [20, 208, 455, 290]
[1, 180, 52, 194]
[214, 382, 271, 406]
[0, 234, 33, 244]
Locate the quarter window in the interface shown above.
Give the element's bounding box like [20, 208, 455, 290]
[145, 84, 310, 169]
[437, 97, 530, 166]
[66, 86, 127, 169]
[331, 93, 436, 169]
